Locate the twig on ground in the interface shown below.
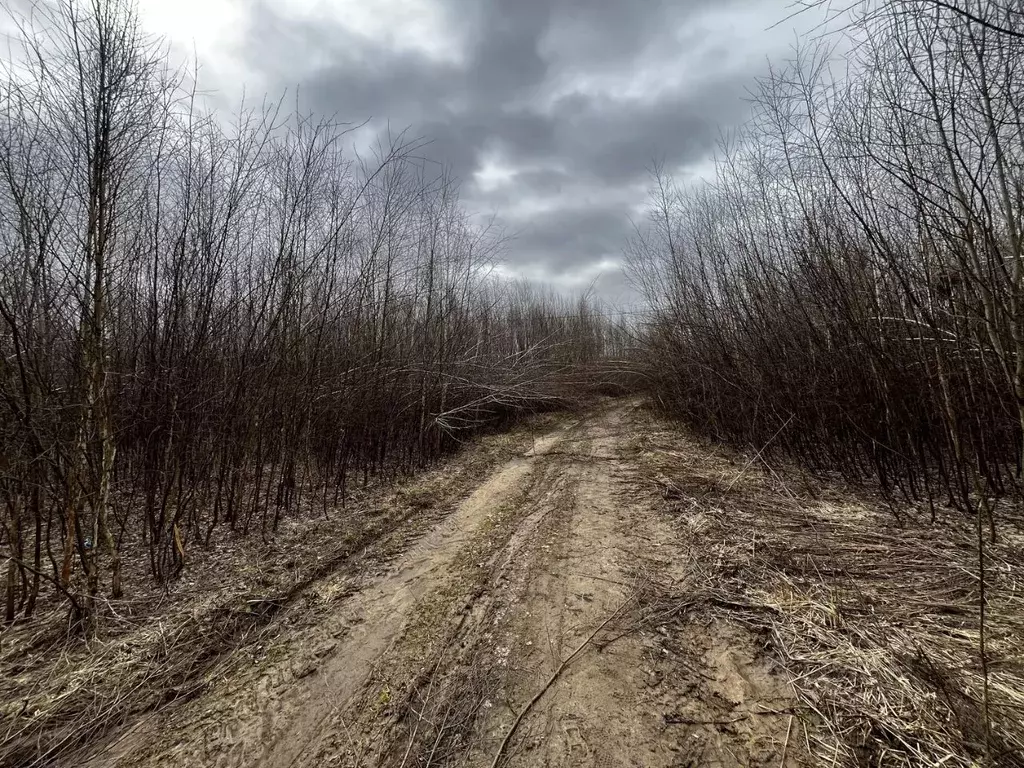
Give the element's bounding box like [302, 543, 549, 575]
[780, 714, 794, 767]
[488, 596, 634, 768]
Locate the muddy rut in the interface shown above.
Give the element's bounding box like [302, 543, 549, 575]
[83, 403, 800, 768]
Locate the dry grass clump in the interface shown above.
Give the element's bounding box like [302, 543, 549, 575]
[0, 591, 291, 766]
[636, 425, 1024, 767]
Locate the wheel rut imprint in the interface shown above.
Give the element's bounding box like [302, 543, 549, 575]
[262, 420, 589, 768]
[357, 426, 594, 767]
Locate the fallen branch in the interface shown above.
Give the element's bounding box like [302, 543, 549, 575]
[488, 597, 633, 768]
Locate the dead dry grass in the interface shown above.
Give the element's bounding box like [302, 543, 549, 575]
[631, 415, 1024, 768]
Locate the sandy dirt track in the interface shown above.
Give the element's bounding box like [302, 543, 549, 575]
[80, 401, 801, 768]
[14, 399, 1019, 768]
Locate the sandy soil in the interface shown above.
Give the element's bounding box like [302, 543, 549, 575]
[73, 402, 804, 768]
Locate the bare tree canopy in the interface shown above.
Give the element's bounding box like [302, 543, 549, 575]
[798, 0, 1024, 38]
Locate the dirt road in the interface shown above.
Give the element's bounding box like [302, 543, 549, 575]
[79, 402, 799, 768]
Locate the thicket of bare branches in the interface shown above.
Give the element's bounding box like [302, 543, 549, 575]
[627, 0, 1024, 524]
[0, 0, 625, 632]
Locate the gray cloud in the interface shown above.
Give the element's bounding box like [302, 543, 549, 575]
[232, 0, 801, 304]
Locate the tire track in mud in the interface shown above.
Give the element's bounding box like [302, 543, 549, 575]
[257, 431, 572, 768]
[309, 417, 596, 767]
[464, 403, 684, 768]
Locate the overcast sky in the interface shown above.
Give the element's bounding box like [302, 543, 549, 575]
[137, 0, 820, 305]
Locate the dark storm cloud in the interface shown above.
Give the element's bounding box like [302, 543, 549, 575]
[514, 206, 635, 269]
[237, 0, 791, 301]
[539, 82, 743, 184]
[242, 3, 459, 120]
[468, 0, 552, 95]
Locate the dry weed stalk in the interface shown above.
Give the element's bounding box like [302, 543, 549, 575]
[639, 425, 1024, 767]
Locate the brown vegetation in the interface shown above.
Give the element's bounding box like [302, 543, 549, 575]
[0, 0, 626, 636]
[628, 0, 1024, 520]
[625, 2, 1024, 764]
[633, 417, 1024, 767]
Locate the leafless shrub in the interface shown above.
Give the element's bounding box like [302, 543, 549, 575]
[0, 0, 625, 634]
[627, 6, 1024, 760]
[627, 0, 1024, 527]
